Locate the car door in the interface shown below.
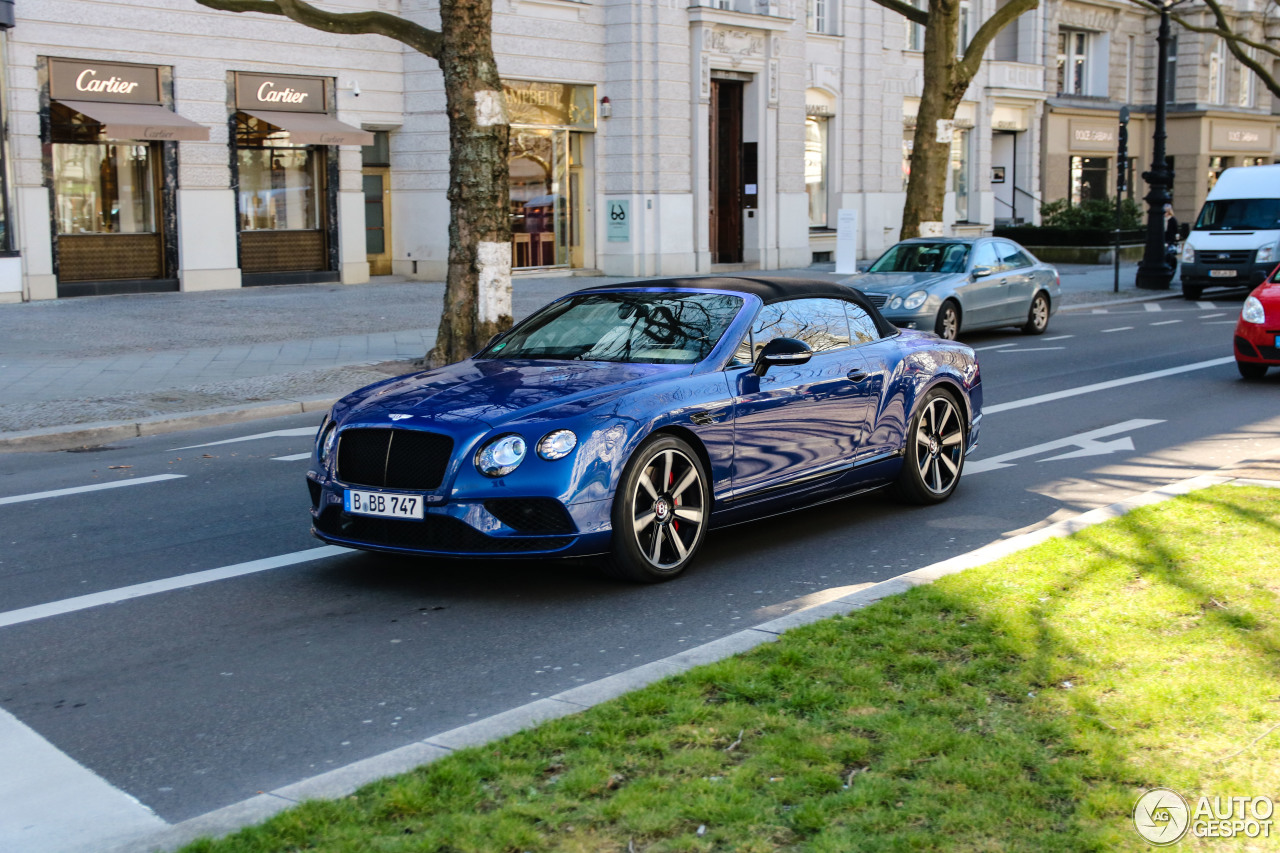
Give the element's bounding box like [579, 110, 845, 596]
[729, 297, 872, 496]
[995, 240, 1036, 323]
[956, 240, 1008, 328]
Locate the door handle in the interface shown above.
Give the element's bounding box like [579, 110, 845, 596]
[846, 370, 868, 382]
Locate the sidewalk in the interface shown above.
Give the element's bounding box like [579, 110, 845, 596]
[0, 262, 1175, 451]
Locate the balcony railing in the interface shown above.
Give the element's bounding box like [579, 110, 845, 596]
[987, 61, 1045, 93]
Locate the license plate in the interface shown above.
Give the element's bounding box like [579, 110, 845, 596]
[1209, 269, 1237, 278]
[344, 489, 424, 520]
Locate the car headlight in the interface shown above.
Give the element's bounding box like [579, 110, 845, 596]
[902, 290, 928, 310]
[317, 418, 338, 464]
[1181, 242, 1196, 263]
[537, 429, 577, 460]
[1242, 296, 1267, 325]
[476, 433, 527, 477]
[1258, 245, 1276, 264]
[887, 296, 903, 310]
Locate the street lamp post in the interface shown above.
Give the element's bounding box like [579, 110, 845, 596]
[1135, 0, 1184, 289]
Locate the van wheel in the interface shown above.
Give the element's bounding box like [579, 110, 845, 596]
[1181, 282, 1202, 300]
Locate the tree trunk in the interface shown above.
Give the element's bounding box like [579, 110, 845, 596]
[426, 0, 512, 367]
[901, 0, 964, 240]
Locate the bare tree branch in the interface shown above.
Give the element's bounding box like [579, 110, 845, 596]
[869, 0, 929, 28]
[193, 0, 442, 56]
[960, 0, 1040, 79]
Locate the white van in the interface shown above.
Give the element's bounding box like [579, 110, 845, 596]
[1180, 164, 1280, 299]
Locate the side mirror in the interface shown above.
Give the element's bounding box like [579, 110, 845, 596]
[971, 265, 994, 279]
[753, 337, 813, 377]
[1178, 222, 1190, 241]
[857, 263, 872, 273]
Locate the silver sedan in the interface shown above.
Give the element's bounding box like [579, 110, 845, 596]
[847, 237, 1061, 340]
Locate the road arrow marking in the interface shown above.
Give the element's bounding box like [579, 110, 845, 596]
[173, 426, 318, 450]
[964, 419, 1163, 475]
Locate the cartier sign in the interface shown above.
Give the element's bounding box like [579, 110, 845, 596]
[49, 58, 161, 104]
[235, 72, 327, 113]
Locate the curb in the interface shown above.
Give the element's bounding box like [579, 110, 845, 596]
[104, 470, 1270, 853]
[0, 397, 337, 453]
[1060, 290, 1184, 312]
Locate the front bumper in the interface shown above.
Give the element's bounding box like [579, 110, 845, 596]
[1182, 260, 1271, 291]
[1234, 321, 1280, 366]
[308, 472, 613, 559]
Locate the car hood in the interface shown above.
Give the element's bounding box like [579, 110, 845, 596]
[846, 271, 959, 293]
[337, 359, 688, 429]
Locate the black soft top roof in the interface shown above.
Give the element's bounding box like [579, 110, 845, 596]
[579, 276, 898, 338]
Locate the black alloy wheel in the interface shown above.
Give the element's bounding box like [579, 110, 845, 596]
[1182, 283, 1202, 300]
[934, 301, 960, 340]
[603, 435, 710, 582]
[893, 389, 967, 504]
[1022, 291, 1050, 335]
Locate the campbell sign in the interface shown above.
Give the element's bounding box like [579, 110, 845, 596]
[235, 72, 328, 114]
[49, 58, 161, 104]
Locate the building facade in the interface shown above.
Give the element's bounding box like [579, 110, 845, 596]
[0, 0, 1275, 304]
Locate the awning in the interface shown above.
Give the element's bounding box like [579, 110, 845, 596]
[56, 99, 210, 142]
[240, 109, 374, 146]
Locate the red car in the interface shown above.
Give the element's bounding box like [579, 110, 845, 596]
[1235, 268, 1280, 380]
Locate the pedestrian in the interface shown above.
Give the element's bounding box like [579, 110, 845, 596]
[1164, 204, 1180, 266]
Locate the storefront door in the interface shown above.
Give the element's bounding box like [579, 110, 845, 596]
[710, 80, 743, 264]
[509, 127, 569, 268]
[362, 167, 391, 276]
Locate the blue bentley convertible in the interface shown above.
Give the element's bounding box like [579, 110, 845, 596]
[308, 278, 982, 582]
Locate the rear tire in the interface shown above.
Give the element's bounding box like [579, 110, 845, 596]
[1238, 361, 1269, 381]
[893, 389, 967, 505]
[934, 301, 960, 341]
[601, 435, 710, 583]
[1021, 292, 1050, 335]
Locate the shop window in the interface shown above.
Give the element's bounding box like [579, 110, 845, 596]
[509, 127, 569, 268]
[1209, 39, 1227, 105]
[950, 128, 971, 221]
[902, 129, 914, 191]
[235, 113, 320, 232]
[51, 105, 157, 235]
[1208, 156, 1231, 193]
[1070, 156, 1108, 205]
[805, 115, 829, 228]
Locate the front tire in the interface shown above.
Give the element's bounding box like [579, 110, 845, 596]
[934, 301, 960, 340]
[1182, 282, 1202, 300]
[893, 389, 967, 505]
[1238, 361, 1269, 381]
[602, 435, 710, 583]
[1022, 292, 1050, 335]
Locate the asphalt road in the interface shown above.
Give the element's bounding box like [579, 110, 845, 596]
[2, 291, 1277, 849]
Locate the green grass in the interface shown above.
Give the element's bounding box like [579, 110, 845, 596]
[183, 485, 1280, 852]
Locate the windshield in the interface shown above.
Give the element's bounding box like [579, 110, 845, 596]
[479, 292, 745, 364]
[868, 242, 970, 274]
[1194, 198, 1280, 231]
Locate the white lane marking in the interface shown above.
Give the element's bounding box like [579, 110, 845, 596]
[972, 342, 1017, 352]
[1200, 312, 1226, 319]
[986, 357, 1235, 415]
[0, 707, 166, 851]
[0, 547, 347, 630]
[1151, 320, 1182, 326]
[1041, 335, 1074, 342]
[966, 419, 1164, 474]
[1197, 302, 1218, 310]
[1091, 309, 1109, 314]
[273, 453, 312, 462]
[1143, 302, 1164, 312]
[1101, 326, 1134, 333]
[0, 475, 185, 507]
[1204, 320, 1238, 325]
[1003, 347, 1065, 353]
[173, 427, 318, 450]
